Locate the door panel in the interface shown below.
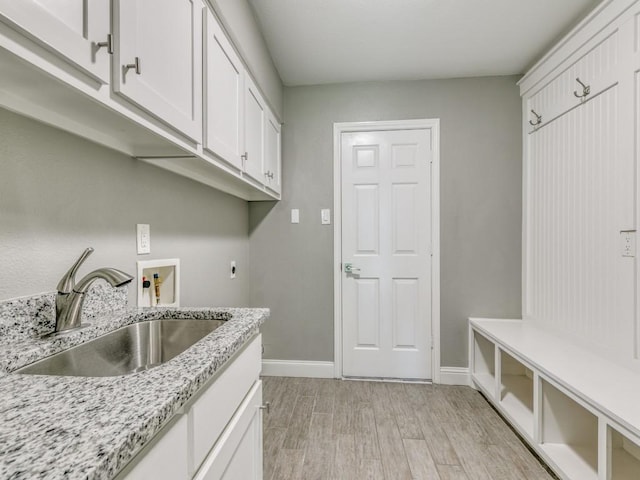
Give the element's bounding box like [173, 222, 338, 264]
[204, 9, 243, 169]
[243, 75, 265, 182]
[114, 0, 201, 141]
[341, 128, 432, 379]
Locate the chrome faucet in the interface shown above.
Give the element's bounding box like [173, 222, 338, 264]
[53, 247, 133, 335]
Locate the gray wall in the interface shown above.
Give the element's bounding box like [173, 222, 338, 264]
[0, 108, 249, 306]
[249, 76, 522, 368]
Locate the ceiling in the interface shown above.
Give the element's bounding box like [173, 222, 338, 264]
[248, 0, 601, 86]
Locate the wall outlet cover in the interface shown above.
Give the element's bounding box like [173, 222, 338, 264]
[136, 224, 151, 255]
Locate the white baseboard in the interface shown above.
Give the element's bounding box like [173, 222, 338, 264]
[262, 359, 335, 378]
[439, 367, 471, 386]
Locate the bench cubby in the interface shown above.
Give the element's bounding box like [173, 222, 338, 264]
[469, 318, 640, 480]
[540, 379, 598, 480]
[609, 423, 640, 480]
[471, 329, 496, 395]
[499, 348, 534, 438]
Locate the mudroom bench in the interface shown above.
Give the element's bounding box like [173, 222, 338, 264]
[469, 317, 640, 480]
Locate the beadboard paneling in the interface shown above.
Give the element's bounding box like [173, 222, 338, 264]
[525, 85, 636, 361]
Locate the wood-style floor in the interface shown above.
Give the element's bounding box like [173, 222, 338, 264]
[262, 377, 557, 480]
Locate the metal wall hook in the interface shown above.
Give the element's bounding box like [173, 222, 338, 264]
[573, 77, 590, 99]
[529, 109, 542, 126]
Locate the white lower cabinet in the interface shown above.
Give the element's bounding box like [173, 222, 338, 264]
[120, 414, 190, 480]
[115, 334, 263, 480]
[194, 381, 262, 480]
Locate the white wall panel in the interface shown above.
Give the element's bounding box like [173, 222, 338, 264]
[526, 84, 636, 361]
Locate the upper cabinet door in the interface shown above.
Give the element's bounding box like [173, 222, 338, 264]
[203, 10, 244, 170]
[0, 0, 111, 83]
[243, 75, 265, 183]
[114, 0, 202, 142]
[264, 109, 281, 195]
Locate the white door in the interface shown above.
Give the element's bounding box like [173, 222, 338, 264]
[264, 109, 281, 194]
[243, 75, 265, 183]
[203, 9, 244, 170]
[341, 128, 433, 379]
[0, 0, 111, 82]
[114, 0, 201, 141]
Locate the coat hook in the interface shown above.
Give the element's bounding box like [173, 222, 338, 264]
[574, 77, 590, 99]
[529, 109, 542, 126]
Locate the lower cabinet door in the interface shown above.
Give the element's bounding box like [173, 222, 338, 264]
[119, 414, 189, 480]
[194, 380, 263, 480]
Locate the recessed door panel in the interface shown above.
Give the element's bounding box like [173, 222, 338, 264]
[354, 185, 380, 255]
[392, 183, 418, 255]
[356, 279, 380, 348]
[392, 278, 419, 349]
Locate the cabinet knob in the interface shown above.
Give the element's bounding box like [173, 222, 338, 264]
[95, 34, 113, 55]
[124, 57, 141, 75]
[259, 402, 270, 414]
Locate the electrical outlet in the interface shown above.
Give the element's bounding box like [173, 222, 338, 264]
[291, 209, 299, 224]
[136, 224, 151, 255]
[620, 230, 636, 257]
[230, 260, 236, 279]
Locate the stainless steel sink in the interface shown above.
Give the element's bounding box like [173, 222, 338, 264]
[16, 319, 226, 377]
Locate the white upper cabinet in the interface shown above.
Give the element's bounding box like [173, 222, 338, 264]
[264, 109, 281, 195]
[203, 9, 244, 170]
[0, 0, 111, 83]
[113, 0, 202, 142]
[243, 74, 265, 183]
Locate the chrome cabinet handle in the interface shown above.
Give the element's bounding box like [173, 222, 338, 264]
[124, 57, 141, 75]
[259, 402, 270, 414]
[96, 34, 113, 55]
[264, 171, 274, 179]
[241, 152, 248, 162]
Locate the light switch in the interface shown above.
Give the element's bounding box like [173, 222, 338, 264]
[291, 209, 300, 224]
[136, 224, 151, 255]
[321, 209, 331, 225]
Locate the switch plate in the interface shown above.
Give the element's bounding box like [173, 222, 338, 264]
[321, 209, 331, 225]
[621, 230, 636, 257]
[291, 209, 300, 224]
[230, 260, 236, 279]
[136, 224, 151, 255]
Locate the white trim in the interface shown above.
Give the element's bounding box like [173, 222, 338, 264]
[333, 119, 441, 382]
[439, 367, 471, 386]
[261, 360, 336, 378]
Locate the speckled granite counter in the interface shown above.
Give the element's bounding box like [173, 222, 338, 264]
[0, 291, 268, 480]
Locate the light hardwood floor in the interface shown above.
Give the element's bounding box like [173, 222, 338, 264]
[262, 377, 557, 480]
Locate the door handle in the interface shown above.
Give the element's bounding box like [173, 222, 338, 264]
[344, 263, 361, 274]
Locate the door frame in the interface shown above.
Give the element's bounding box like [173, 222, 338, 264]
[333, 119, 441, 382]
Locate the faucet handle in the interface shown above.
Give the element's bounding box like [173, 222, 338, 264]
[57, 247, 94, 294]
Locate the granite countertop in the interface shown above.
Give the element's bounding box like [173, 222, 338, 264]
[0, 306, 268, 480]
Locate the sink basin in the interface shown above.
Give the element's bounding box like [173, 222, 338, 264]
[16, 319, 226, 377]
